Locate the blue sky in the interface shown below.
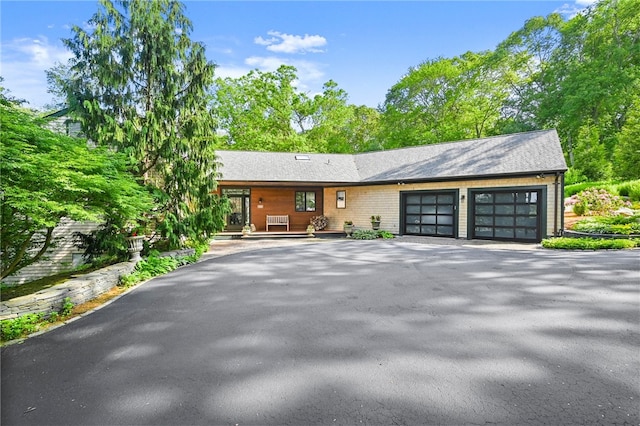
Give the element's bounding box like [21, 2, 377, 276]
[1, 0, 595, 110]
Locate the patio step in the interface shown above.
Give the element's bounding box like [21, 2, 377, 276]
[214, 231, 344, 240]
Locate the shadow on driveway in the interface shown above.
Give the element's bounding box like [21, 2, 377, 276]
[2, 240, 639, 425]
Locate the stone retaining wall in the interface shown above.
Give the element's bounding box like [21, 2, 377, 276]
[0, 262, 137, 321]
[563, 230, 640, 239]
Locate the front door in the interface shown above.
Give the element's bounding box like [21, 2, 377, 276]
[223, 188, 250, 231]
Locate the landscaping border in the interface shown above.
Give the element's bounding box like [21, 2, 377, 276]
[563, 230, 640, 239]
[0, 262, 137, 321]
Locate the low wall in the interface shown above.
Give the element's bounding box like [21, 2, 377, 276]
[0, 262, 137, 321]
[563, 230, 640, 239]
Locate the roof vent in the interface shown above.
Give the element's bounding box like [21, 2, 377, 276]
[295, 155, 310, 161]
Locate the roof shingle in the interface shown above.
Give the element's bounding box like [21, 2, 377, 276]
[215, 130, 567, 184]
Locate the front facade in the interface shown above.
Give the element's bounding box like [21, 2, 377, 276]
[216, 130, 567, 242]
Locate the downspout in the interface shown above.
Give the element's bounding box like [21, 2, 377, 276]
[560, 172, 565, 234]
[554, 172, 561, 237]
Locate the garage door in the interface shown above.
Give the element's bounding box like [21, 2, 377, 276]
[402, 191, 457, 237]
[471, 189, 542, 242]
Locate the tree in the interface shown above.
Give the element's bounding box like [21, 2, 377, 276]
[379, 51, 513, 148]
[212, 65, 380, 153]
[613, 101, 640, 179]
[56, 0, 227, 248]
[0, 99, 152, 279]
[536, 0, 639, 171]
[213, 65, 308, 152]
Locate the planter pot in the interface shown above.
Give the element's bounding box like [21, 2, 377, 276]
[344, 224, 353, 237]
[125, 235, 145, 262]
[306, 225, 315, 237]
[371, 221, 381, 230]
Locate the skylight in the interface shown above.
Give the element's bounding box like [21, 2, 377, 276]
[295, 155, 310, 161]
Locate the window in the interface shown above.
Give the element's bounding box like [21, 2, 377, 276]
[295, 191, 316, 212]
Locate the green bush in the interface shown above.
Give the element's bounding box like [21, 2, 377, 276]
[564, 181, 615, 198]
[564, 180, 640, 201]
[616, 180, 640, 201]
[542, 237, 639, 250]
[351, 229, 395, 240]
[1, 313, 45, 341]
[119, 248, 206, 287]
[573, 216, 640, 235]
[1, 295, 77, 342]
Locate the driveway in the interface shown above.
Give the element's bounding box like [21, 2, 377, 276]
[2, 239, 639, 425]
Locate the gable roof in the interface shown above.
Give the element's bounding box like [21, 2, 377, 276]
[215, 130, 567, 185]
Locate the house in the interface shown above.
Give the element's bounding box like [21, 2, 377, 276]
[215, 130, 568, 242]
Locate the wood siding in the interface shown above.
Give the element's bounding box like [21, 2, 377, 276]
[227, 187, 324, 231]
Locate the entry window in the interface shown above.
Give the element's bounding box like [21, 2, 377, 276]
[295, 191, 316, 212]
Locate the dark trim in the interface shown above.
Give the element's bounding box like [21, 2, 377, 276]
[467, 185, 547, 242]
[219, 170, 568, 189]
[560, 172, 565, 235]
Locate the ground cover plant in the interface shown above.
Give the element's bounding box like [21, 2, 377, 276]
[1, 243, 209, 343]
[1, 297, 74, 341]
[119, 243, 207, 287]
[351, 229, 395, 240]
[572, 215, 640, 235]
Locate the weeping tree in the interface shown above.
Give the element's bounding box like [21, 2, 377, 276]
[53, 0, 228, 248]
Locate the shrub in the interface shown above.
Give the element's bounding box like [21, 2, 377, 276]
[119, 248, 205, 287]
[542, 237, 639, 250]
[351, 229, 395, 240]
[570, 188, 630, 216]
[573, 216, 640, 235]
[1, 313, 45, 341]
[616, 180, 640, 202]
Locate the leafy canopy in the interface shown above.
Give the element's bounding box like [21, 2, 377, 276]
[56, 0, 228, 247]
[0, 98, 152, 279]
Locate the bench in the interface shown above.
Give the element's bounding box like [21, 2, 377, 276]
[266, 215, 290, 231]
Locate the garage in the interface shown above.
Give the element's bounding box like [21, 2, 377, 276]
[470, 188, 543, 242]
[402, 191, 458, 237]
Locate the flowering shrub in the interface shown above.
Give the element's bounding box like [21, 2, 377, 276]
[310, 215, 328, 230]
[567, 189, 631, 216]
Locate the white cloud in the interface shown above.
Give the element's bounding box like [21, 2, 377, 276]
[1, 36, 72, 108]
[254, 31, 326, 54]
[243, 55, 326, 93]
[555, 0, 598, 18]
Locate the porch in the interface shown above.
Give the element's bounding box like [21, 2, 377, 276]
[214, 230, 345, 240]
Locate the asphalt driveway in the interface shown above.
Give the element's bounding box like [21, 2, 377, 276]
[2, 239, 639, 425]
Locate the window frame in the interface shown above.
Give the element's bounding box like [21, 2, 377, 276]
[295, 191, 316, 212]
